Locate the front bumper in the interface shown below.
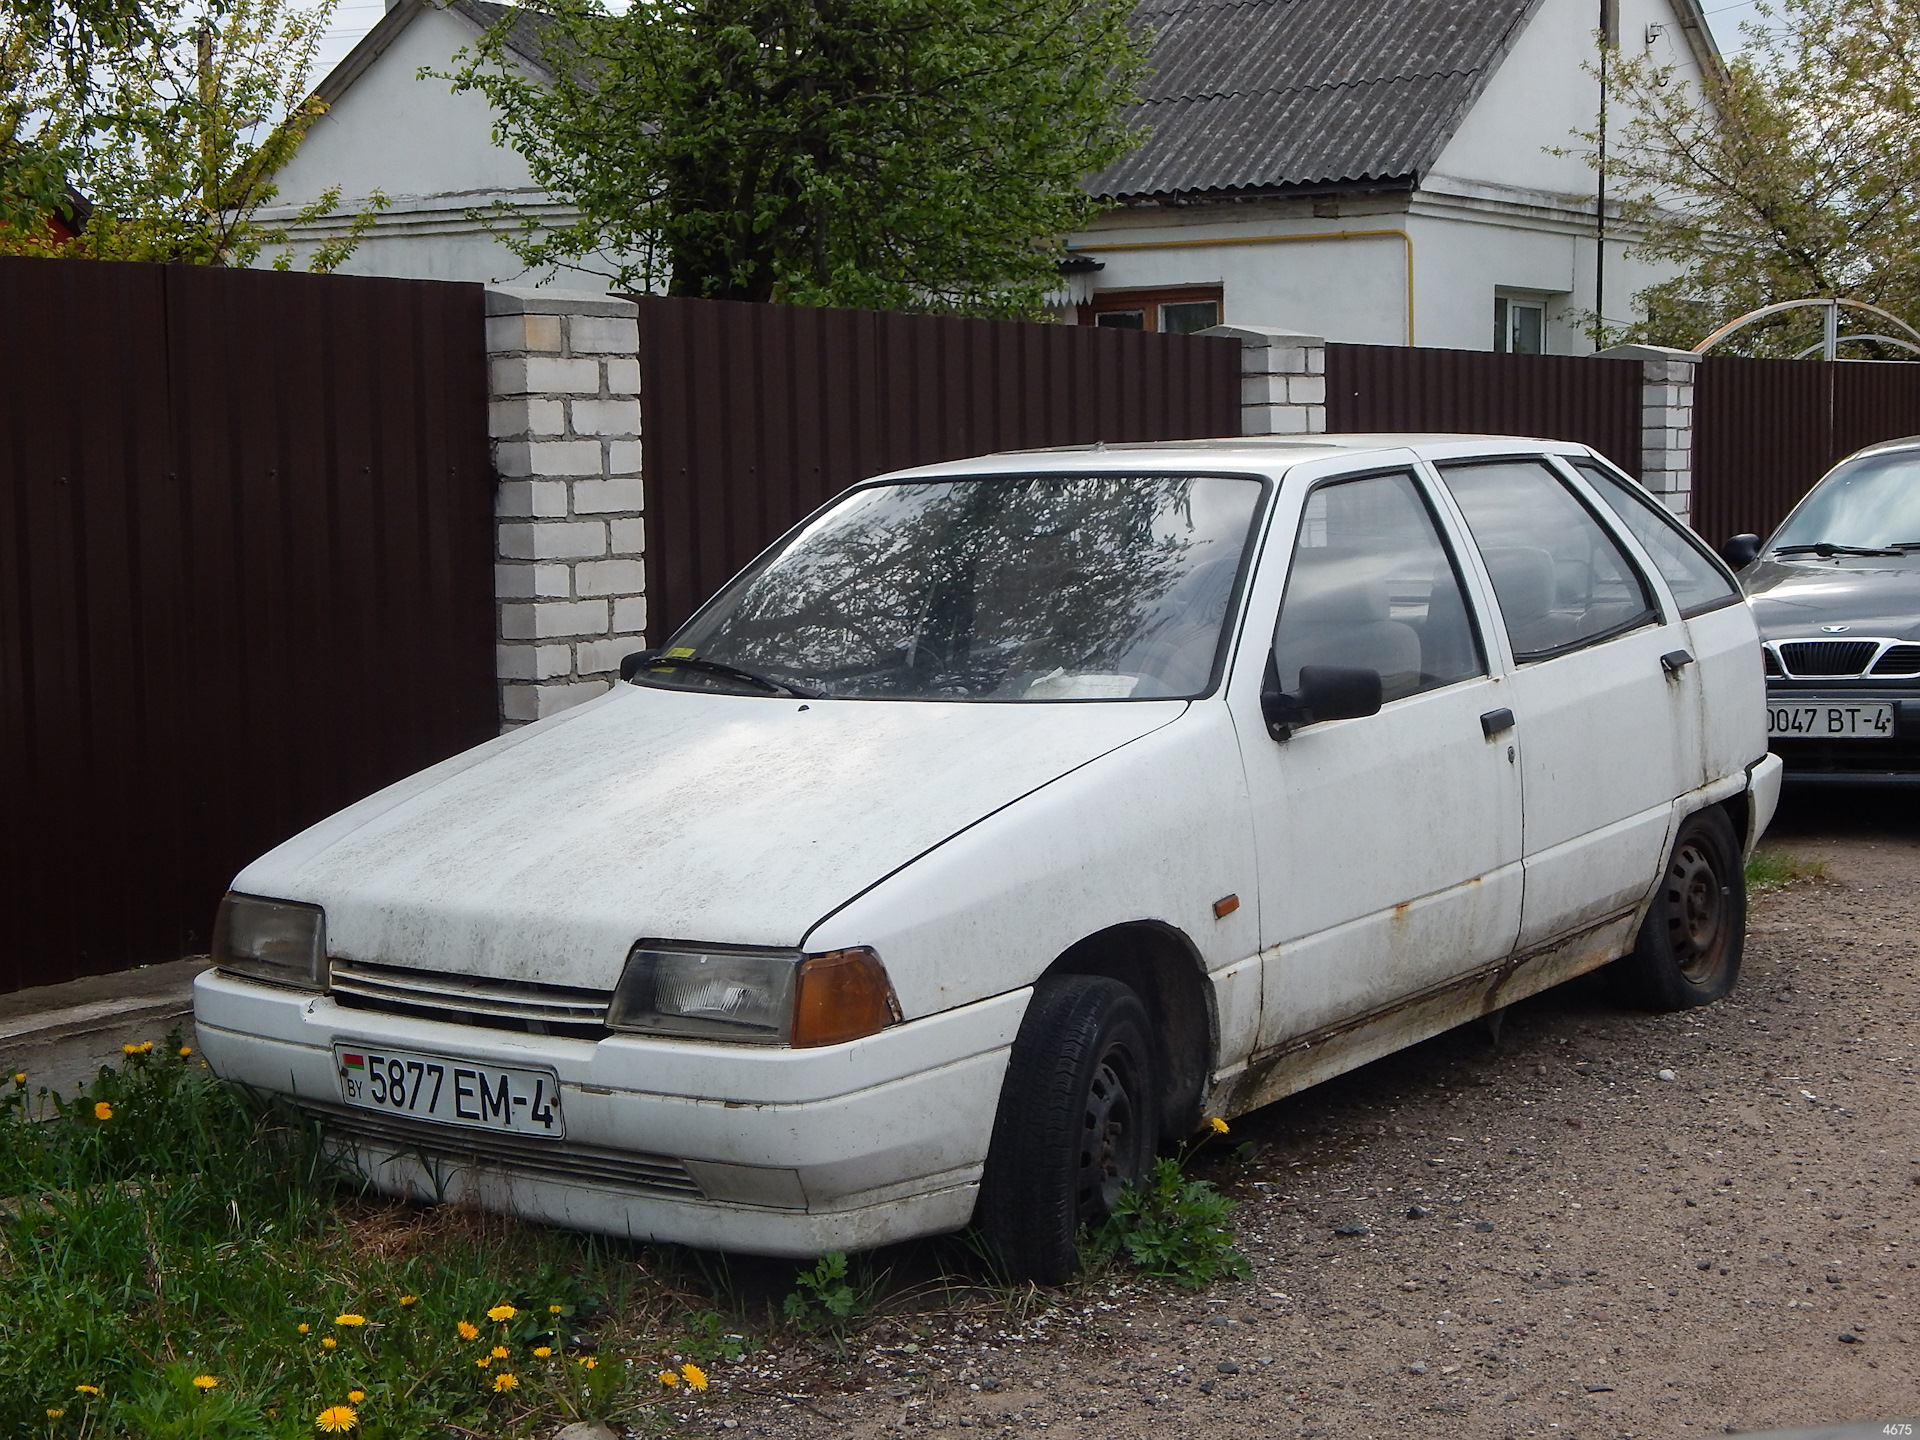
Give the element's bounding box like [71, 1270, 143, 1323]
[1765, 685, 1920, 781]
[193, 969, 1025, 1257]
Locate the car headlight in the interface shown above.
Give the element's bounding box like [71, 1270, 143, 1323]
[607, 942, 899, 1047]
[212, 893, 329, 991]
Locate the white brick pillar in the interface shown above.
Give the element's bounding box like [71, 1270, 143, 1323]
[1197, 324, 1327, 435]
[486, 287, 646, 727]
[1598, 343, 1699, 525]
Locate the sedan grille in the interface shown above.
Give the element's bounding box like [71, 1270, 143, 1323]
[302, 1100, 705, 1198]
[329, 960, 610, 1039]
[1776, 640, 1878, 677]
[1872, 644, 1920, 676]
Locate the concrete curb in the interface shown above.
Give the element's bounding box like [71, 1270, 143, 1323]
[0, 959, 204, 1098]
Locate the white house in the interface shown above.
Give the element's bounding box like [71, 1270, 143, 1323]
[1068, 0, 1723, 353]
[266, 0, 1720, 352]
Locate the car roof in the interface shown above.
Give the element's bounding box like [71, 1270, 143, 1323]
[876, 433, 1599, 482]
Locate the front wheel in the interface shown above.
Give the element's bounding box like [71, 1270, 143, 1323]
[975, 975, 1159, 1284]
[1614, 805, 1745, 1010]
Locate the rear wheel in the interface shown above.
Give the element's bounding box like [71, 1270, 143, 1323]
[1615, 805, 1745, 1010]
[976, 975, 1159, 1284]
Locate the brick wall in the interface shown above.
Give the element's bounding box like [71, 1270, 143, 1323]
[485, 287, 647, 725]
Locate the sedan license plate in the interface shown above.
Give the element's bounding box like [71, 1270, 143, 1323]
[333, 1044, 565, 1139]
[1767, 702, 1895, 739]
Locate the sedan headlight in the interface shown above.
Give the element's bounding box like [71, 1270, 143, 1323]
[608, 942, 899, 1047]
[212, 893, 328, 991]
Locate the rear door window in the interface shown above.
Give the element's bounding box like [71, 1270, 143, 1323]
[1571, 461, 1740, 617]
[1439, 459, 1658, 661]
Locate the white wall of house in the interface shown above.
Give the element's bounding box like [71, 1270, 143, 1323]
[1068, 0, 1713, 353]
[261, 6, 588, 287]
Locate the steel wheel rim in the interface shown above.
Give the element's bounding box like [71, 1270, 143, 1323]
[1076, 1044, 1141, 1218]
[1664, 838, 1725, 983]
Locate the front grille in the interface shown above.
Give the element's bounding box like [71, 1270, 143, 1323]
[303, 1100, 705, 1197]
[1777, 640, 1878, 677]
[1872, 644, 1920, 676]
[1763, 647, 1783, 676]
[329, 960, 610, 1039]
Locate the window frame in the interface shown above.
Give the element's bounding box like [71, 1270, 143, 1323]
[1556, 454, 1745, 620]
[1272, 464, 1492, 702]
[1433, 453, 1664, 666]
[1492, 296, 1547, 354]
[1081, 285, 1224, 334]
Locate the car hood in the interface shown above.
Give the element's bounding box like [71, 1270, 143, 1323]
[1742, 557, 1920, 641]
[234, 685, 1186, 989]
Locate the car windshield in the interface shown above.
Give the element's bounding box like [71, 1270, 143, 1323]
[1771, 451, 1920, 553]
[649, 473, 1264, 701]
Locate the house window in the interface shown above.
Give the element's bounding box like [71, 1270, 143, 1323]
[1493, 296, 1545, 354]
[1084, 287, 1223, 334]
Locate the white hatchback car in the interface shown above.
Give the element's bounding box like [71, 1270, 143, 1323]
[195, 436, 1781, 1282]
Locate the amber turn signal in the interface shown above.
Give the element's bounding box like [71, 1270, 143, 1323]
[791, 947, 901, 1048]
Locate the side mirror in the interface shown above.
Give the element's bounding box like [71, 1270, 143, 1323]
[618, 648, 661, 682]
[1719, 533, 1761, 568]
[1261, 655, 1383, 740]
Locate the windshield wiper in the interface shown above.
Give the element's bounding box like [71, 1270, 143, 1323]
[1771, 542, 1905, 558]
[625, 652, 821, 698]
[1888, 541, 1920, 551]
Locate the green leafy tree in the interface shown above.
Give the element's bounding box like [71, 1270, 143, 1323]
[448, 0, 1148, 316]
[1593, 0, 1920, 354]
[1, 0, 385, 267]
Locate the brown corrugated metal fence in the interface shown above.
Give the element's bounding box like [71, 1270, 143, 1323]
[1692, 356, 1920, 542]
[1327, 343, 1644, 477]
[636, 296, 1244, 638]
[0, 257, 497, 995]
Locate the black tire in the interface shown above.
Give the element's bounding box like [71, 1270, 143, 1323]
[1615, 805, 1745, 1011]
[975, 975, 1160, 1284]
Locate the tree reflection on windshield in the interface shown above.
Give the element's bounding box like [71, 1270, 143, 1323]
[1773, 452, 1920, 553]
[654, 474, 1263, 701]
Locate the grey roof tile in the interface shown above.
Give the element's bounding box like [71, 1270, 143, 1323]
[1092, 0, 1543, 199]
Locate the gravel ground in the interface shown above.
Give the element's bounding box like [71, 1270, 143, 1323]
[694, 793, 1919, 1440]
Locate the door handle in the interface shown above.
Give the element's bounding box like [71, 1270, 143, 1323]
[1661, 649, 1695, 674]
[1480, 707, 1515, 738]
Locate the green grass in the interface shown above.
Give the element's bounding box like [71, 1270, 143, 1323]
[0, 1041, 726, 1439]
[1745, 846, 1832, 892]
[2, 1042, 1252, 1437]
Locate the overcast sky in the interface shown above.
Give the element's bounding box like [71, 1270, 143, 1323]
[301, 0, 1774, 122]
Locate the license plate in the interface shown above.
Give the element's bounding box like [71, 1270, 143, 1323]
[333, 1043, 565, 1139]
[1767, 702, 1895, 738]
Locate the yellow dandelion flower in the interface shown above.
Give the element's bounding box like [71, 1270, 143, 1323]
[658, 1370, 679, 1388]
[179, 1046, 193, 1058]
[47, 1408, 65, 1420]
[298, 1323, 311, 1335]
[486, 1304, 517, 1322]
[456, 1321, 479, 1341]
[476, 1356, 491, 1369]
[321, 1337, 338, 1351]
[532, 1346, 552, 1359]
[492, 1372, 518, 1393]
[12, 1071, 24, 1085]
[314, 1403, 358, 1433]
[347, 1390, 364, 1403]
[548, 1304, 563, 1315]
[122, 1043, 139, 1057]
[335, 1314, 366, 1327]
[93, 1102, 113, 1121]
[75, 1385, 100, 1396]
[490, 1346, 508, 1360]
[578, 1356, 597, 1370]
[681, 1362, 708, 1391]
[398, 1295, 417, 1308]
[1209, 1116, 1230, 1135]
[192, 1375, 218, 1391]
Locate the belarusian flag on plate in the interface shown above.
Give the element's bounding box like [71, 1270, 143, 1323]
[341, 1053, 365, 1070]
